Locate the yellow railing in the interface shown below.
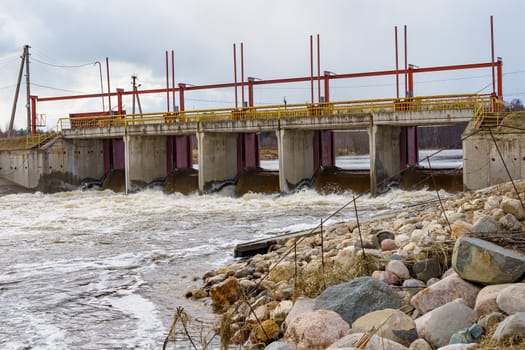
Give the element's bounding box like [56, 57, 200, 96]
[25, 132, 59, 148]
[57, 94, 491, 131]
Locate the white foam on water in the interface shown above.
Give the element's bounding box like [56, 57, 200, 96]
[103, 279, 164, 349]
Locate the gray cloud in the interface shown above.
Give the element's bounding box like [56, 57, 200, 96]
[0, 0, 524, 130]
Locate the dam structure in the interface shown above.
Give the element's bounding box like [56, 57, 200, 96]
[3, 22, 522, 195]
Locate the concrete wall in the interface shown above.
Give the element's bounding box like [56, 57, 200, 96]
[0, 138, 104, 190]
[278, 129, 315, 192]
[463, 126, 525, 190]
[125, 135, 167, 184]
[197, 132, 238, 192]
[370, 125, 401, 194]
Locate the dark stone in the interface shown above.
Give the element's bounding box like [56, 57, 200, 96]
[472, 215, 501, 233]
[412, 258, 442, 282]
[452, 236, 525, 284]
[313, 276, 402, 325]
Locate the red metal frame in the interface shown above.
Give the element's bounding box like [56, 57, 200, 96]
[29, 18, 504, 134]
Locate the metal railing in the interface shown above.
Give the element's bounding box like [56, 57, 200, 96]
[25, 132, 59, 148]
[57, 94, 492, 132]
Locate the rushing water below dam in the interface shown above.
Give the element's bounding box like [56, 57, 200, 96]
[0, 151, 460, 349]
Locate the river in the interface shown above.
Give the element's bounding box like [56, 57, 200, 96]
[0, 151, 459, 349]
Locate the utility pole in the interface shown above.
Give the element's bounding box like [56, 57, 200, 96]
[8, 45, 29, 137]
[131, 75, 142, 115]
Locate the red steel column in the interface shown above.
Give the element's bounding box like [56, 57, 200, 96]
[30, 95, 37, 135]
[117, 88, 124, 115]
[248, 77, 255, 107]
[497, 57, 503, 100]
[323, 71, 330, 103]
[178, 83, 186, 112]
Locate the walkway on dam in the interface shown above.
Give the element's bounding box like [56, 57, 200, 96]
[57, 94, 490, 138]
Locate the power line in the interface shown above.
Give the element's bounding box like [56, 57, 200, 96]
[31, 56, 96, 69]
[31, 82, 90, 94]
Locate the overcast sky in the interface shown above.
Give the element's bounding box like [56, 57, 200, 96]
[0, 0, 524, 131]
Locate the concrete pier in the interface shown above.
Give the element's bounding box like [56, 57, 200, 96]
[278, 129, 315, 192]
[197, 132, 238, 192]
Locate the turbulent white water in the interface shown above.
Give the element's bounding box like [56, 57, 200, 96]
[0, 185, 444, 349]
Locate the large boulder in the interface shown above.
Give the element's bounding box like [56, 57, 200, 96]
[415, 299, 478, 349]
[500, 196, 525, 220]
[284, 310, 350, 350]
[209, 276, 242, 312]
[410, 273, 480, 314]
[452, 237, 525, 285]
[283, 297, 315, 329]
[474, 284, 511, 316]
[492, 312, 525, 342]
[412, 258, 442, 282]
[471, 215, 501, 233]
[327, 333, 408, 350]
[496, 283, 525, 314]
[314, 277, 402, 325]
[350, 308, 417, 346]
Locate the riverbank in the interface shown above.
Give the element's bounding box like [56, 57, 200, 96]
[189, 181, 525, 349]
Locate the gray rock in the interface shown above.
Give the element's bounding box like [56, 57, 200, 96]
[386, 260, 411, 280]
[408, 339, 432, 350]
[499, 213, 523, 231]
[403, 279, 426, 289]
[415, 299, 478, 348]
[412, 258, 442, 282]
[350, 308, 417, 346]
[492, 312, 525, 342]
[471, 215, 501, 233]
[452, 236, 525, 284]
[327, 333, 408, 350]
[265, 341, 296, 350]
[314, 276, 402, 326]
[411, 273, 480, 314]
[500, 197, 525, 220]
[496, 283, 525, 314]
[435, 344, 476, 350]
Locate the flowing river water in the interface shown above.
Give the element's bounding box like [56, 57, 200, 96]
[0, 152, 461, 349]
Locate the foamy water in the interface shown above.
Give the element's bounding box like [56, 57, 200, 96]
[0, 187, 443, 349]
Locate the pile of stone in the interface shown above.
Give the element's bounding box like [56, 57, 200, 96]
[186, 182, 525, 349]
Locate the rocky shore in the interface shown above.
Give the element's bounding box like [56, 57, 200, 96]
[187, 181, 525, 349]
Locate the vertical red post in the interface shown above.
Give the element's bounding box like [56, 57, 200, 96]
[404, 25, 408, 98]
[490, 16, 496, 95]
[171, 50, 176, 111]
[178, 83, 186, 111]
[310, 35, 314, 104]
[317, 34, 321, 103]
[407, 65, 414, 97]
[323, 71, 330, 103]
[233, 43, 238, 108]
[165, 51, 170, 113]
[248, 77, 255, 107]
[241, 42, 245, 107]
[497, 57, 503, 108]
[31, 95, 37, 135]
[117, 88, 124, 115]
[106, 57, 111, 113]
[395, 26, 399, 99]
